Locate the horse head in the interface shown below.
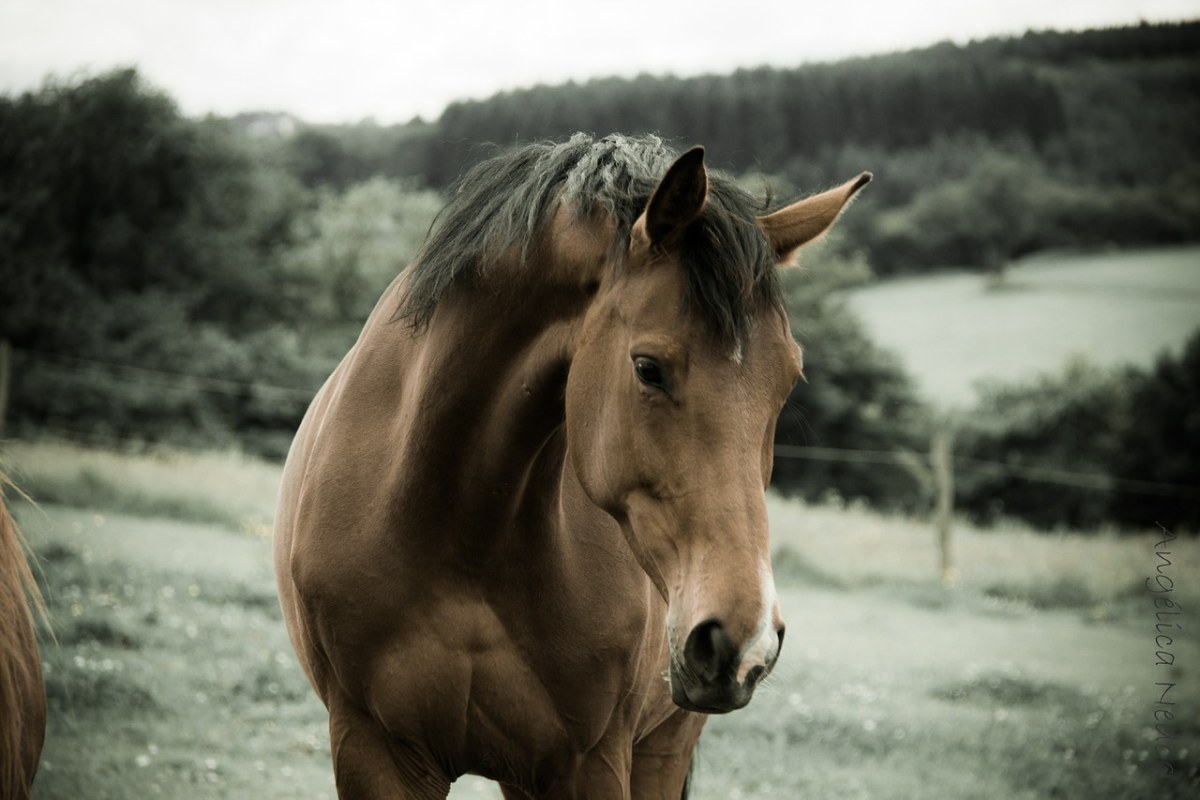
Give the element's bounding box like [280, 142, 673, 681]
[566, 147, 869, 713]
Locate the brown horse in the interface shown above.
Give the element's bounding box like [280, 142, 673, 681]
[0, 479, 45, 800]
[275, 134, 869, 798]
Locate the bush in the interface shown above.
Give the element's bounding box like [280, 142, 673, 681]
[871, 148, 1049, 274]
[954, 332, 1200, 532]
[1109, 330, 1200, 530]
[848, 143, 1200, 277]
[953, 359, 1134, 529]
[0, 70, 444, 456]
[282, 177, 441, 323]
[771, 248, 933, 510]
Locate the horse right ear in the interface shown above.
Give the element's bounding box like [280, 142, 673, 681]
[632, 146, 709, 255]
[758, 172, 872, 265]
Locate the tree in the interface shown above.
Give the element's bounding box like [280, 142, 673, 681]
[870, 148, 1055, 276]
[0, 69, 317, 450]
[1109, 331, 1200, 530]
[953, 360, 1134, 529]
[283, 178, 441, 324]
[771, 246, 931, 508]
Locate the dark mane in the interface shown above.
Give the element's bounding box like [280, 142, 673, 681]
[397, 133, 782, 345]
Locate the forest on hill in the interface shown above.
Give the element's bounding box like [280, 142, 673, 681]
[284, 21, 1200, 275]
[2, 21, 1197, 529]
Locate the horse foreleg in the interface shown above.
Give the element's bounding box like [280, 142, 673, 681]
[327, 689, 452, 800]
[629, 709, 705, 800]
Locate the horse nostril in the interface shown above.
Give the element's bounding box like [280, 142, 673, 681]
[777, 625, 786, 654]
[745, 664, 766, 686]
[683, 618, 737, 683]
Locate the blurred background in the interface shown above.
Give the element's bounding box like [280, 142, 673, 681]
[1, 1, 1198, 798]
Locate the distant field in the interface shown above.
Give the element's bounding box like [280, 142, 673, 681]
[6, 440, 1198, 798]
[842, 245, 1200, 408]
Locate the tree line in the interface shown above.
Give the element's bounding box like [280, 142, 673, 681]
[283, 21, 1200, 275]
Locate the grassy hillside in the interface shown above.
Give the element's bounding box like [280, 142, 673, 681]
[842, 245, 1200, 407]
[5, 440, 1197, 798]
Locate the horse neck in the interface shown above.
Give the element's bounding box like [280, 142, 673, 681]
[429, 284, 580, 492]
[357, 256, 597, 536]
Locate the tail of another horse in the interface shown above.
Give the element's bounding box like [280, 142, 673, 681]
[0, 477, 46, 800]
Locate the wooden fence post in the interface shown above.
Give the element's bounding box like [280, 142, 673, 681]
[890, 433, 956, 586]
[931, 430, 956, 587]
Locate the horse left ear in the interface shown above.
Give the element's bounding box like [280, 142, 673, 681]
[633, 146, 709, 253]
[758, 172, 872, 264]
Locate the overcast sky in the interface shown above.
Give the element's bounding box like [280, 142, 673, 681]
[1, 0, 1196, 123]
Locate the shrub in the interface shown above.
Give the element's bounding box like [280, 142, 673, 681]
[953, 359, 1133, 529]
[771, 249, 933, 510]
[954, 332, 1200, 532]
[1108, 330, 1200, 530]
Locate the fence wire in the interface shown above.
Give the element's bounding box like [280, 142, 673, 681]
[9, 346, 1200, 502]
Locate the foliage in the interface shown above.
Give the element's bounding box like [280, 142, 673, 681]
[867, 144, 1200, 276]
[0, 71, 440, 455]
[0, 70, 313, 450]
[418, 45, 1069, 180]
[283, 177, 441, 322]
[871, 147, 1061, 274]
[1109, 330, 1200, 530]
[282, 118, 435, 190]
[0, 71, 307, 336]
[771, 246, 933, 509]
[953, 359, 1134, 529]
[953, 333, 1200, 531]
[280, 22, 1200, 277]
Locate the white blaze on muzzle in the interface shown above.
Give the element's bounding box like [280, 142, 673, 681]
[735, 561, 780, 685]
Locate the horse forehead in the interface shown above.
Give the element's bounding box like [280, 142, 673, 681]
[729, 312, 802, 388]
[614, 270, 793, 364]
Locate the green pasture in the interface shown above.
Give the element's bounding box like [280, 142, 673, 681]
[842, 245, 1200, 408]
[6, 440, 1198, 798]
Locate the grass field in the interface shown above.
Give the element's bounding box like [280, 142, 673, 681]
[842, 245, 1200, 408]
[6, 439, 1199, 799]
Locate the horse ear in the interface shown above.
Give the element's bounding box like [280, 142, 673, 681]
[758, 172, 872, 264]
[634, 146, 709, 251]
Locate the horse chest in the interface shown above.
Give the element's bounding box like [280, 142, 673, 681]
[353, 575, 668, 771]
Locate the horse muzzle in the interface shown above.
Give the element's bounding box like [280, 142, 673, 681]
[668, 618, 783, 714]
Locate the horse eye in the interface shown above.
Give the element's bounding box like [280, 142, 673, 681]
[633, 357, 666, 390]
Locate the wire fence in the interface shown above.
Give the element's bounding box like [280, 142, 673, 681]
[13, 346, 317, 400]
[7, 345, 1200, 502]
[773, 445, 1200, 500]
